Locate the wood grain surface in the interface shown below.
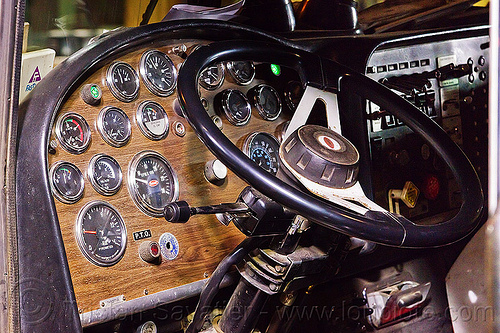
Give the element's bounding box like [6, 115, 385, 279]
[48, 39, 292, 313]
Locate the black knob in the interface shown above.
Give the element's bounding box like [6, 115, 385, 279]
[164, 201, 191, 223]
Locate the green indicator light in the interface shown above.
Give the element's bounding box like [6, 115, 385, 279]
[270, 64, 281, 76]
[90, 86, 100, 98]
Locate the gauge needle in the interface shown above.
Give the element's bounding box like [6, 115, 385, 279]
[84, 230, 97, 234]
[135, 178, 149, 184]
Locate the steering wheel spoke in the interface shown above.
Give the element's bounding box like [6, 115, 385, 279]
[284, 85, 342, 141]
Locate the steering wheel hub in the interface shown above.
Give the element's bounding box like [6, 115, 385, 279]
[280, 125, 359, 189]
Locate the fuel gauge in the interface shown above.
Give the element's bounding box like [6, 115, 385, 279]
[49, 161, 85, 204]
[136, 101, 169, 140]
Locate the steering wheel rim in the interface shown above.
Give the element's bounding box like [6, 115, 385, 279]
[177, 40, 484, 248]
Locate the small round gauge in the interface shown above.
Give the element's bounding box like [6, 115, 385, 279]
[250, 84, 282, 121]
[136, 101, 169, 140]
[88, 154, 123, 196]
[243, 132, 281, 175]
[49, 161, 85, 204]
[76, 201, 127, 267]
[128, 151, 179, 217]
[218, 89, 252, 126]
[140, 50, 177, 97]
[199, 63, 224, 90]
[97, 106, 131, 147]
[55, 112, 91, 154]
[284, 80, 305, 110]
[226, 61, 255, 85]
[106, 61, 140, 102]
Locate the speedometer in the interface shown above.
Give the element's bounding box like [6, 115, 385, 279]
[243, 132, 281, 175]
[128, 151, 179, 217]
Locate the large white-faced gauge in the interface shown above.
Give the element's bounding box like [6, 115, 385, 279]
[226, 61, 255, 85]
[140, 49, 177, 97]
[219, 89, 252, 126]
[128, 151, 179, 217]
[49, 161, 85, 204]
[243, 132, 281, 175]
[136, 101, 169, 140]
[55, 112, 91, 154]
[250, 84, 282, 121]
[97, 106, 131, 147]
[199, 63, 224, 90]
[76, 201, 127, 267]
[88, 154, 123, 196]
[106, 61, 140, 102]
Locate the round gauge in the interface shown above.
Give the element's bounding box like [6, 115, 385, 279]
[128, 151, 179, 217]
[140, 50, 178, 97]
[218, 89, 252, 126]
[106, 61, 140, 102]
[243, 132, 281, 175]
[49, 161, 85, 204]
[88, 154, 123, 196]
[97, 106, 131, 147]
[284, 80, 305, 110]
[136, 101, 169, 140]
[251, 84, 282, 121]
[226, 61, 255, 85]
[76, 201, 127, 267]
[199, 63, 225, 90]
[55, 112, 91, 154]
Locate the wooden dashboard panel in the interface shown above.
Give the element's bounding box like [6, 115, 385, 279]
[48, 39, 292, 313]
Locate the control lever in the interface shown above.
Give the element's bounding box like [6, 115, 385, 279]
[164, 201, 249, 223]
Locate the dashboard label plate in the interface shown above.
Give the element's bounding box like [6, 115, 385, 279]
[133, 229, 152, 241]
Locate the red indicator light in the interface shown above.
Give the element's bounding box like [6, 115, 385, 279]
[423, 174, 440, 200]
[151, 243, 159, 256]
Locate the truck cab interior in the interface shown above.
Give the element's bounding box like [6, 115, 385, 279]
[0, 0, 494, 332]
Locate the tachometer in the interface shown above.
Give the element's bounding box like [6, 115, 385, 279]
[49, 161, 85, 204]
[76, 201, 127, 267]
[243, 132, 281, 175]
[88, 154, 123, 196]
[136, 101, 169, 140]
[140, 49, 177, 97]
[55, 112, 91, 154]
[97, 106, 131, 147]
[128, 151, 179, 217]
[106, 61, 140, 102]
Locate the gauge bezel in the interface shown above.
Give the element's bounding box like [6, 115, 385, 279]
[199, 63, 225, 90]
[97, 106, 132, 147]
[49, 161, 85, 204]
[75, 200, 127, 267]
[220, 89, 252, 126]
[226, 60, 255, 85]
[55, 112, 91, 154]
[251, 84, 282, 121]
[242, 132, 281, 175]
[284, 80, 305, 111]
[136, 100, 169, 140]
[106, 61, 140, 102]
[139, 49, 178, 97]
[88, 154, 123, 196]
[128, 150, 180, 217]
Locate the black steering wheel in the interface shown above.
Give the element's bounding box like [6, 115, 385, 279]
[177, 40, 483, 248]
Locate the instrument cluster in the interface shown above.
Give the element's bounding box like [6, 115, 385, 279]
[48, 43, 302, 278]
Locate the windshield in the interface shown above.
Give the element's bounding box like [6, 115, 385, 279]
[24, 0, 488, 59]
